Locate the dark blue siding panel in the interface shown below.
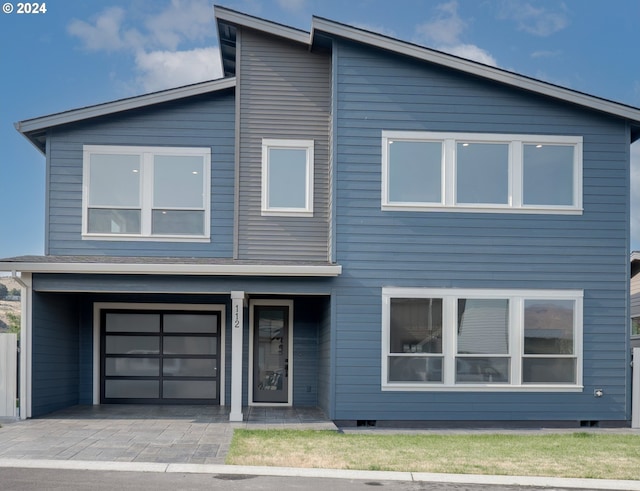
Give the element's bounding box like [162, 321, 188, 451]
[32, 292, 79, 417]
[317, 296, 332, 416]
[46, 91, 235, 257]
[331, 40, 631, 422]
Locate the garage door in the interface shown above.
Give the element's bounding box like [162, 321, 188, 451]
[101, 310, 220, 404]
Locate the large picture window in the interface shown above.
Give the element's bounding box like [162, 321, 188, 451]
[261, 139, 314, 216]
[381, 131, 582, 214]
[382, 288, 583, 391]
[83, 145, 211, 241]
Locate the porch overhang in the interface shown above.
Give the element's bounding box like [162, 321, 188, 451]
[0, 255, 342, 277]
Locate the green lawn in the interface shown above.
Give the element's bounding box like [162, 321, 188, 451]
[226, 430, 640, 480]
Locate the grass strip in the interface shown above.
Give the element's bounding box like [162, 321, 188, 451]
[226, 429, 640, 480]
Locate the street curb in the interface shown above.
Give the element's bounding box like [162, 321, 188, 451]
[0, 458, 639, 490]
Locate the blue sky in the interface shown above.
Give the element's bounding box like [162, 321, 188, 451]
[0, 0, 639, 258]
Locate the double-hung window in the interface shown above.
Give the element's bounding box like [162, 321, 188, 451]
[261, 139, 314, 216]
[382, 287, 583, 391]
[381, 131, 582, 213]
[83, 145, 211, 241]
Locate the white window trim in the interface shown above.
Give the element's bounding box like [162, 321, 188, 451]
[381, 131, 583, 214]
[381, 287, 583, 392]
[261, 139, 314, 217]
[82, 145, 211, 242]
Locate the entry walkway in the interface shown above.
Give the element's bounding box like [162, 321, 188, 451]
[0, 405, 335, 464]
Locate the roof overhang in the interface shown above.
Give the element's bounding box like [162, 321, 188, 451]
[0, 256, 342, 277]
[16, 77, 236, 154]
[309, 16, 640, 136]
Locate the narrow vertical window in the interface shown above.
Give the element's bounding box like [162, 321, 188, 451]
[262, 139, 314, 216]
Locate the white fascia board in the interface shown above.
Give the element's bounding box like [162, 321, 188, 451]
[311, 17, 640, 124]
[0, 261, 342, 277]
[632, 251, 640, 263]
[215, 6, 310, 45]
[15, 78, 236, 135]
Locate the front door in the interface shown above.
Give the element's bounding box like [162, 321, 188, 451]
[252, 304, 290, 404]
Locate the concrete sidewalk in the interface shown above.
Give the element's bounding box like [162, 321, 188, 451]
[1, 405, 639, 490]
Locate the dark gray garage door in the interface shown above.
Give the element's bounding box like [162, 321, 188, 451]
[101, 310, 220, 404]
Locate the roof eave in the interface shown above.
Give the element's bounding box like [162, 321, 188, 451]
[0, 260, 342, 277]
[16, 77, 237, 153]
[311, 17, 640, 126]
[214, 5, 310, 45]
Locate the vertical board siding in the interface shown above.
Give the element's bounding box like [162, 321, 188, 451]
[46, 92, 235, 257]
[238, 29, 331, 261]
[32, 292, 79, 417]
[332, 40, 631, 422]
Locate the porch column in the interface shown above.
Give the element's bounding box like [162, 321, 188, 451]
[15, 272, 32, 419]
[230, 291, 245, 422]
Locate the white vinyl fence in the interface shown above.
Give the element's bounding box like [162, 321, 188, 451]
[0, 333, 17, 418]
[634, 348, 640, 428]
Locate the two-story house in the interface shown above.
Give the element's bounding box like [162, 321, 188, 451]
[2, 6, 640, 426]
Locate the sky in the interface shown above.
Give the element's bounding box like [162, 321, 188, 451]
[0, 0, 639, 259]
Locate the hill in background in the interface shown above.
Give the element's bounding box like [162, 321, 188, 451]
[0, 276, 21, 333]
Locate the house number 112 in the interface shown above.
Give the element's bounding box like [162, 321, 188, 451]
[234, 304, 240, 328]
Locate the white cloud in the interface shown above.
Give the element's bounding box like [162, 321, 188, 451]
[446, 44, 497, 66]
[68, 1, 221, 93]
[67, 7, 131, 52]
[144, 0, 215, 50]
[415, 1, 466, 46]
[135, 47, 222, 92]
[414, 1, 498, 67]
[631, 142, 640, 251]
[499, 0, 569, 37]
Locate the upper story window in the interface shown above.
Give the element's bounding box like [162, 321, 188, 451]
[82, 145, 211, 241]
[382, 287, 583, 391]
[381, 131, 583, 214]
[261, 139, 314, 217]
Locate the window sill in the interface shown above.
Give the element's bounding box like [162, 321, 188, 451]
[382, 204, 583, 215]
[261, 210, 314, 218]
[82, 234, 211, 243]
[382, 384, 583, 392]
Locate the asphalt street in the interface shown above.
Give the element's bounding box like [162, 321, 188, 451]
[0, 467, 613, 491]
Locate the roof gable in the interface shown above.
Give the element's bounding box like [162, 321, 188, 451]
[17, 77, 235, 153]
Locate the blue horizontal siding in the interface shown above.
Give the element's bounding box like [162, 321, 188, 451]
[32, 292, 79, 417]
[46, 91, 235, 257]
[330, 40, 631, 422]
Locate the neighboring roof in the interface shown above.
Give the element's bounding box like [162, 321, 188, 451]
[0, 255, 342, 277]
[632, 252, 640, 277]
[16, 77, 236, 153]
[215, 6, 640, 140]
